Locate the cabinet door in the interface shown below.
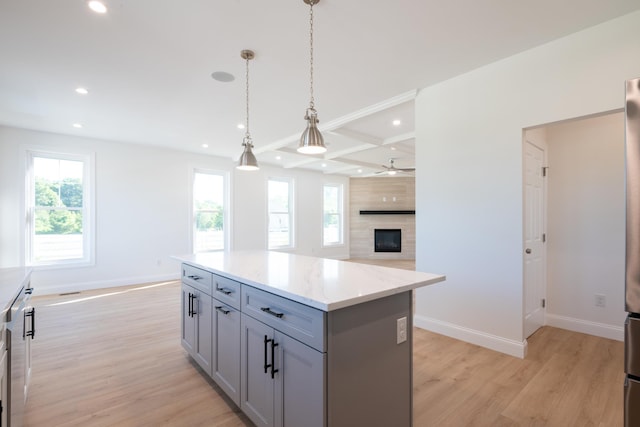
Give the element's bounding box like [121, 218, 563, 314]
[181, 283, 212, 375]
[181, 284, 196, 355]
[274, 332, 325, 427]
[193, 290, 212, 376]
[241, 314, 275, 427]
[212, 301, 241, 405]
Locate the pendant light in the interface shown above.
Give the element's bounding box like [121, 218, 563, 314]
[237, 49, 259, 171]
[297, 0, 327, 155]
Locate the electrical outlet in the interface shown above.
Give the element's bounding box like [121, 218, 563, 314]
[595, 294, 606, 308]
[397, 317, 407, 344]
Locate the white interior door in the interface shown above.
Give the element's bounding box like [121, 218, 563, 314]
[524, 140, 546, 338]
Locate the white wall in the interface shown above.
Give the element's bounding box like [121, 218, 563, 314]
[233, 163, 350, 259]
[0, 126, 349, 294]
[545, 112, 625, 339]
[414, 10, 640, 357]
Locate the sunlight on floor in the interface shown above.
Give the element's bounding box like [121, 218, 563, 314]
[46, 280, 179, 307]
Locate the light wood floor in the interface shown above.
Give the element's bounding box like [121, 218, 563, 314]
[24, 280, 623, 427]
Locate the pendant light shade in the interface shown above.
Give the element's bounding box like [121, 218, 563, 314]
[297, 0, 326, 155]
[299, 108, 325, 154]
[237, 137, 259, 171]
[237, 49, 259, 171]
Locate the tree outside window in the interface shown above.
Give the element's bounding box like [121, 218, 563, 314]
[193, 171, 225, 252]
[268, 178, 293, 248]
[323, 184, 343, 246]
[28, 153, 92, 265]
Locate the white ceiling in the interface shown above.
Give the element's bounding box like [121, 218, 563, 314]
[1, 1, 639, 176]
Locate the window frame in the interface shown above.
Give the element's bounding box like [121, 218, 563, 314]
[322, 183, 344, 247]
[191, 168, 229, 253]
[25, 149, 95, 268]
[267, 177, 294, 250]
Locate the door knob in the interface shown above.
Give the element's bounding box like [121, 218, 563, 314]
[525, 248, 532, 254]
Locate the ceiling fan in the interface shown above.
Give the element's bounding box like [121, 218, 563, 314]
[376, 158, 415, 175]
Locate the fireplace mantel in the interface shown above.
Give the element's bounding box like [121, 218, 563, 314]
[359, 210, 415, 215]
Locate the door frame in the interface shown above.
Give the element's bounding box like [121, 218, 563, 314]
[522, 130, 548, 341]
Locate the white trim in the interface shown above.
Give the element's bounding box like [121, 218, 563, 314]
[255, 90, 418, 154]
[24, 148, 95, 267]
[414, 314, 528, 358]
[190, 168, 229, 253]
[545, 313, 623, 341]
[267, 176, 295, 250]
[34, 273, 180, 296]
[322, 182, 344, 247]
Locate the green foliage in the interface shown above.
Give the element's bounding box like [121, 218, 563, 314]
[324, 213, 338, 226]
[34, 177, 83, 234]
[195, 200, 223, 231]
[60, 178, 83, 207]
[34, 210, 52, 233]
[35, 179, 59, 207]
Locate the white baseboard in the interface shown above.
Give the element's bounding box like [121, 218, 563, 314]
[545, 313, 623, 342]
[35, 273, 181, 296]
[414, 314, 527, 359]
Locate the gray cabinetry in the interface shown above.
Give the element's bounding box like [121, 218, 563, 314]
[240, 313, 325, 427]
[181, 265, 242, 405]
[211, 300, 241, 405]
[181, 283, 212, 375]
[273, 330, 325, 427]
[179, 260, 417, 427]
[240, 313, 275, 426]
[240, 284, 326, 427]
[210, 273, 241, 405]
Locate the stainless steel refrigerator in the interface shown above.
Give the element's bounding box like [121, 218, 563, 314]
[625, 77, 640, 426]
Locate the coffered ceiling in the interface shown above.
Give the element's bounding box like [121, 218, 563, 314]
[1, 1, 639, 176]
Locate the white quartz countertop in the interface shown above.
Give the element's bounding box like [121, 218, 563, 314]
[173, 251, 445, 311]
[0, 267, 32, 316]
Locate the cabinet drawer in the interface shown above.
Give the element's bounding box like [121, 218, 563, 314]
[242, 285, 325, 352]
[213, 274, 241, 310]
[182, 264, 212, 295]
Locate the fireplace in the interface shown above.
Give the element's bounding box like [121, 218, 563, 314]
[374, 229, 401, 252]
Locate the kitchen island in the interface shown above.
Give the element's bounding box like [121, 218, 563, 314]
[174, 251, 445, 427]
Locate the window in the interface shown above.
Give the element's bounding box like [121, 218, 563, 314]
[26, 151, 94, 266]
[323, 184, 343, 246]
[268, 178, 293, 248]
[193, 171, 226, 252]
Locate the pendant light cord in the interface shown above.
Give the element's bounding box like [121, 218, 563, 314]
[309, 1, 315, 111]
[245, 54, 251, 141]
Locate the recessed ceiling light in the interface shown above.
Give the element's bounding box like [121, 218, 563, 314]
[237, 123, 245, 129]
[276, 156, 282, 160]
[392, 119, 401, 126]
[75, 87, 89, 95]
[321, 163, 327, 168]
[88, 1, 107, 14]
[211, 71, 235, 83]
[73, 123, 83, 129]
[357, 169, 363, 173]
[202, 144, 209, 148]
[390, 147, 396, 151]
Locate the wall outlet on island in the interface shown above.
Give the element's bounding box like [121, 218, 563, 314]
[397, 317, 407, 344]
[594, 294, 606, 308]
